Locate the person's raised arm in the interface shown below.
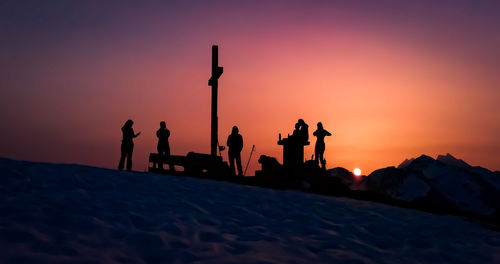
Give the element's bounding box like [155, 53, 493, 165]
[326, 130, 332, 136]
[135, 132, 141, 138]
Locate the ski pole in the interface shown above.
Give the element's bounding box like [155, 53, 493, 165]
[243, 145, 255, 176]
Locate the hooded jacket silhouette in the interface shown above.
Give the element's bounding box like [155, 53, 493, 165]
[227, 126, 243, 176]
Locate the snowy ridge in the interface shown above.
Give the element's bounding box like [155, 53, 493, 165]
[1, 158, 499, 263]
[332, 154, 500, 218]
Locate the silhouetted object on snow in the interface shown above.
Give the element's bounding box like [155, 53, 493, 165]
[313, 122, 332, 168]
[244, 145, 256, 176]
[278, 119, 310, 168]
[209, 45, 224, 157]
[118, 119, 141, 171]
[156, 121, 175, 171]
[255, 155, 284, 185]
[227, 126, 243, 176]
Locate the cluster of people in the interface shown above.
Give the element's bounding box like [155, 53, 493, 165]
[289, 119, 332, 166]
[118, 119, 173, 172]
[117, 118, 332, 172]
[117, 120, 246, 176]
[292, 118, 310, 144]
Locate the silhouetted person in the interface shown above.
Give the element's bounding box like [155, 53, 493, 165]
[156, 121, 174, 171]
[296, 119, 309, 144]
[313, 122, 332, 167]
[118, 119, 141, 171]
[292, 122, 301, 137]
[227, 126, 243, 176]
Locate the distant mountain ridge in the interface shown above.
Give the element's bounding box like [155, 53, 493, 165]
[436, 153, 471, 168]
[329, 154, 500, 219]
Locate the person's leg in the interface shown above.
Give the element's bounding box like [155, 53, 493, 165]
[126, 145, 133, 171]
[318, 143, 325, 161]
[118, 144, 126, 170]
[314, 143, 322, 166]
[228, 151, 236, 175]
[157, 145, 164, 170]
[236, 152, 243, 176]
[166, 144, 175, 171]
[319, 149, 326, 168]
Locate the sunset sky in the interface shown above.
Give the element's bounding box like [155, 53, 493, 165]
[1, 0, 499, 175]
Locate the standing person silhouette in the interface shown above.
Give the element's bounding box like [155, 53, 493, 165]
[156, 121, 174, 171]
[292, 122, 301, 137]
[227, 126, 243, 176]
[118, 119, 141, 171]
[297, 118, 309, 144]
[313, 122, 332, 168]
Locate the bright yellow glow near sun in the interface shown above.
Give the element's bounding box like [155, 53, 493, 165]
[353, 168, 362, 176]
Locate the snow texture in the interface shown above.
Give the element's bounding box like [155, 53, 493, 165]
[1, 158, 499, 263]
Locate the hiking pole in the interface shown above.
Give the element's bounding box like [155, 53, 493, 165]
[243, 145, 255, 176]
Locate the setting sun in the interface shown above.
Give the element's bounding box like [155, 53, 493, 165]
[353, 168, 362, 176]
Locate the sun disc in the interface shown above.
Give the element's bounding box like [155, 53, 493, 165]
[353, 168, 362, 176]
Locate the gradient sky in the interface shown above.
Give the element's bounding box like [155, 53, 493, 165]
[1, 0, 499, 175]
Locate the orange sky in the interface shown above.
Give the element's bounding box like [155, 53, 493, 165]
[1, 1, 499, 174]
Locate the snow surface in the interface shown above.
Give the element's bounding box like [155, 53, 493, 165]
[390, 173, 430, 202]
[1, 158, 499, 264]
[421, 163, 493, 215]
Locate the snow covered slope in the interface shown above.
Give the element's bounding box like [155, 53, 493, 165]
[1, 158, 499, 263]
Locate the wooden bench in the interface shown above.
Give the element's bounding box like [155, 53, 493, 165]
[148, 152, 230, 178]
[148, 153, 186, 174]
